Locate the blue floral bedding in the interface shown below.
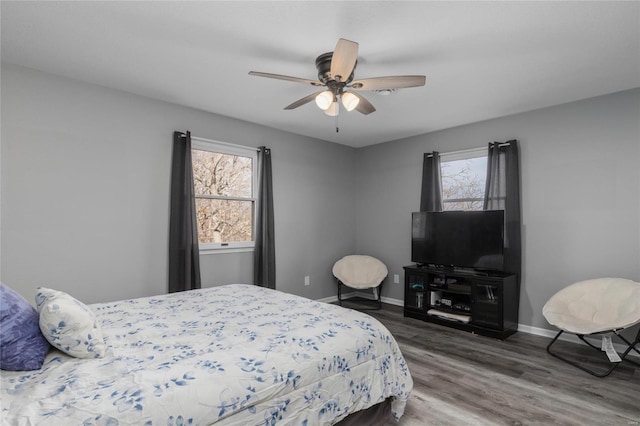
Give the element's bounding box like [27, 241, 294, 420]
[1, 284, 412, 425]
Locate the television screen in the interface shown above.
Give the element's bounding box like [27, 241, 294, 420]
[411, 210, 504, 271]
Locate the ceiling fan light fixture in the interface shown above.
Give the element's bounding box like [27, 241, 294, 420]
[341, 92, 360, 111]
[315, 90, 334, 110]
[324, 101, 339, 116]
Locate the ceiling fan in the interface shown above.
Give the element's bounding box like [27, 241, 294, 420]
[249, 38, 426, 131]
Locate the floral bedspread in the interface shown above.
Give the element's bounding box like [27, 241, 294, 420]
[1, 284, 412, 425]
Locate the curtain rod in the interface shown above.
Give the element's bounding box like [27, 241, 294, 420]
[426, 142, 511, 157]
[490, 142, 512, 148]
[426, 146, 485, 158]
[179, 132, 261, 152]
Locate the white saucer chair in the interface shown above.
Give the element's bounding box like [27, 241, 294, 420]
[333, 255, 388, 310]
[542, 277, 640, 377]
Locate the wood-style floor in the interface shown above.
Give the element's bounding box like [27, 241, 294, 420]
[353, 302, 640, 426]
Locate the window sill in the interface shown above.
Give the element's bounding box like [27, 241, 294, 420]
[199, 247, 254, 255]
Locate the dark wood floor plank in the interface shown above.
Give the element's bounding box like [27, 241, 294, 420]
[361, 303, 640, 426]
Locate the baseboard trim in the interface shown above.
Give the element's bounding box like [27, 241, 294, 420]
[316, 295, 340, 304]
[316, 293, 638, 359]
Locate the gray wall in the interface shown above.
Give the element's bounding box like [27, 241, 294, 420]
[1, 64, 356, 304]
[355, 88, 640, 329]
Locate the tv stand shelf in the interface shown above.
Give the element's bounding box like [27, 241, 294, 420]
[403, 265, 519, 339]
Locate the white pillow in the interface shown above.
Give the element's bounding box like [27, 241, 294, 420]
[35, 287, 106, 359]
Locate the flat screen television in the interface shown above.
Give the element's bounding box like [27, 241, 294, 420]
[411, 210, 505, 272]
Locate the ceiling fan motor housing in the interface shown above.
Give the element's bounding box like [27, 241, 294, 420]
[316, 52, 356, 85]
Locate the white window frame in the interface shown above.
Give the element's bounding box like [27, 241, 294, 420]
[440, 146, 487, 211]
[191, 137, 258, 255]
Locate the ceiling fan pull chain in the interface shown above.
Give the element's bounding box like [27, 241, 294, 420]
[335, 103, 340, 132]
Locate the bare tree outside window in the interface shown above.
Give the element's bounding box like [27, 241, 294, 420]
[441, 156, 487, 211]
[192, 149, 254, 245]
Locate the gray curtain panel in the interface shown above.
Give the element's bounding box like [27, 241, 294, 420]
[484, 140, 521, 277]
[168, 131, 201, 293]
[254, 146, 275, 289]
[420, 152, 444, 212]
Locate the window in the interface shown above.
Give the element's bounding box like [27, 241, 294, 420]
[191, 138, 257, 253]
[440, 147, 487, 211]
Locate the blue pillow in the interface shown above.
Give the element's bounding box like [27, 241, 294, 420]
[0, 283, 50, 370]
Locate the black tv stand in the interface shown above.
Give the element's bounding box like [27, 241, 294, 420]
[434, 264, 456, 272]
[403, 264, 519, 339]
[417, 263, 457, 272]
[471, 269, 496, 277]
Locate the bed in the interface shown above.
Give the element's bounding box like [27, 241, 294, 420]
[1, 284, 412, 425]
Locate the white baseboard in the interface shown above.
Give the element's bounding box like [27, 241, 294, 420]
[517, 323, 561, 339]
[315, 295, 340, 304]
[316, 293, 639, 359]
[381, 295, 405, 307]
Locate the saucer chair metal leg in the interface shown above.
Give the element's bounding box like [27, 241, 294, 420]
[376, 281, 384, 309]
[613, 327, 640, 367]
[335, 278, 384, 311]
[546, 329, 640, 377]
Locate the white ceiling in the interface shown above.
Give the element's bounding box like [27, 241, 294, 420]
[2, 1, 639, 148]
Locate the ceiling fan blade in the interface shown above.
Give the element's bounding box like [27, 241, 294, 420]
[330, 38, 359, 82]
[347, 91, 376, 115]
[284, 90, 326, 110]
[351, 75, 426, 90]
[249, 71, 323, 87]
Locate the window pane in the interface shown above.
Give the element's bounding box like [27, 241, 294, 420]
[192, 149, 252, 197]
[195, 199, 253, 244]
[444, 199, 484, 211]
[441, 157, 487, 211]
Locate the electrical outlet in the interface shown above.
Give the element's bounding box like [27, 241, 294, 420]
[304, 276, 310, 286]
[393, 274, 400, 284]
